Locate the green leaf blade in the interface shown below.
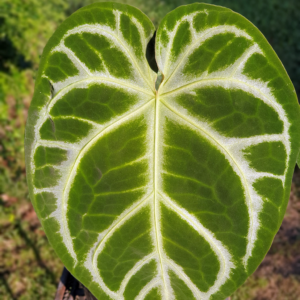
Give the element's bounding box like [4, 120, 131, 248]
[156, 2, 300, 299]
[25, 2, 300, 299]
[25, 3, 157, 298]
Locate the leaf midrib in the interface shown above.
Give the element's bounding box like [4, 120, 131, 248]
[153, 94, 169, 298]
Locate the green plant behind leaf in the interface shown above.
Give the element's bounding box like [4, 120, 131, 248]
[25, 3, 300, 299]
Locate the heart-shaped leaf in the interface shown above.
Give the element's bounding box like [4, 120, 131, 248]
[25, 3, 300, 299]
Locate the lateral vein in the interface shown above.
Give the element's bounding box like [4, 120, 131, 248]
[91, 192, 154, 285]
[58, 99, 154, 267]
[162, 25, 252, 86]
[63, 24, 154, 91]
[160, 99, 255, 268]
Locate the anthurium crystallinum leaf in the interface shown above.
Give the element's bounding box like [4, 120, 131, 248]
[25, 2, 300, 299]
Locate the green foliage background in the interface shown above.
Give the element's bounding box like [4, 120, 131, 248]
[0, 0, 299, 299]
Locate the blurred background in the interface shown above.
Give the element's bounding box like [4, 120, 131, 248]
[0, 0, 300, 299]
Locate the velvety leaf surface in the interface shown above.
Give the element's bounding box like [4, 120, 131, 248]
[25, 3, 300, 300]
